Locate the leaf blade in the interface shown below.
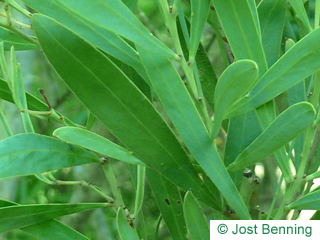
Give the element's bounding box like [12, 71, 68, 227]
[32, 14, 215, 206]
[0, 203, 108, 234]
[183, 191, 209, 240]
[228, 102, 316, 171]
[0, 133, 100, 179]
[53, 127, 145, 166]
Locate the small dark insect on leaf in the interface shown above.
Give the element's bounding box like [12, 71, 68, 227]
[165, 198, 170, 205]
[177, 200, 181, 205]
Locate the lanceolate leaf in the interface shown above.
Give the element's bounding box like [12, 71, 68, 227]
[288, 189, 320, 210]
[24, 0, 176, 60]
[258, 0, 286, 67]
[288, 0, 312, 32]
[53, 127, 145, 166]
[32, 14, 215, 206]
[22, 0, 144, 72]
[116, 208, 139, 240]
[147, 169, 188, 240]
[189, 0, 211, 62]
[137, 47, 250, 219]
[212, 0, 267, 73]
[0, 203, 108, 234]
[212, 60, 258, 138]
[228, 27, 320, 118]
[183, 191, 210, 240]
[0, 133, 100, 179]
[0, 199, 89, 240]
[228, 102, 315, 172]
[0, 27, 39, 51]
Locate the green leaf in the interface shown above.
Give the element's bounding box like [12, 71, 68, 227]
[177, 17, 217, 111]
[212, 0, 267, 74]
[189, 0, 211, 62]
[0, 198, 90, 240]
[53, 127, 145, 166]
[116, 208, 139, 240]
[228, 27, 320, 118]
[22, 220, 90, 240]
[212, 60, 258, 138]
[258, 0, 286, 67]
[288, 0, 312, 32]
[0, 27, 39, 51]
[183, 191, 209, 240]
[228, 102, 315, 172]
[121, 0, 138, 12]
[32, 14, 214, 206]
[147, 169, 188, 240]
[0, 202, 108, 234]
[23, 0, 176, 60]
[288, 189, 320, 210]
[0, 199, 89, 240]
[22, 0, 143, 71]
[0, 133, 100, 179]
[224, 111, 262, 189]
[137, 47, 250, 219]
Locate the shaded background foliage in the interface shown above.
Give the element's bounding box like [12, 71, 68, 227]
[0, 0, 320, 239]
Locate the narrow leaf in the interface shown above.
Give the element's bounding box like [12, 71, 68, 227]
[24, 0, 176, 60]
[147, 169, 188, 240]
[288, 190, 320, 210]
[0, 203, 108, 234]
[288, 0, 312, 32]
[0, 133, 100, 179]
[0, 198, 89, 240]
[116, 208, 139, 240]
[228, 27, 320, 118]
[228, 102, 315, 172]
[212, 0, 267, 74]
[189, 0, 211, 61]
[212, 60, 258, 138]
[138, 46, 250, 219]
[0, 27, 39, 51]
[258, 0, 286, 67]
[32, 14, 214, 206]
[53, 127, 145, 166]
[22, 0, 143, 71]
[183, 191, 209, 240]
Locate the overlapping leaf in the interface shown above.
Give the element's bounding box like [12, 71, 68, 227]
[137, 47, 250, 219]
[212, 60, 258, 138]
[227, 27, 320, 118]
[183, 191, 209, 240]
[32, 14, 214, 206]
[0, 202, 108, 233]
[0, 27, 39, 51]
[0, 199, 89, 240]
[53, 127, 145, 166]
[116, 208, 139, 240]
[0, 133, 100, 179]
[228, 102, 315, 171]
[288, 189, 320, 210]
[147, 169, 188, 240]
[189, 0, 211, 62]
[23, 0, 176, 63]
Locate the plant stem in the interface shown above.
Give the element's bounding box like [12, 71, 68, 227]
[7, 0, 32, 18]
[156, 0, 211, 132]
[0, 19, 39, 46]
[101, 159, 125, 207]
